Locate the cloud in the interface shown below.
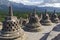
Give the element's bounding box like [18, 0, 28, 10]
[37, 3, 60, 7]
[44, 0, 60, 3]
[9, 0, 43, 5]
[9, 0, 60, 3]
[21, 0, 43, 5]
[9, 0, 60, 7]
[9, 0, 22, 3]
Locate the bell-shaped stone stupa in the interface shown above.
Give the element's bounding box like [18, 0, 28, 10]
[0, 5, 25, 40]
[50, 10, 60, 23]
[40, 9, 52, 26]
[24, 9, 42, 32]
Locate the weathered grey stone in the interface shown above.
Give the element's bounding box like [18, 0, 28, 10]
[19, 17, 29, 26]
[40, 10, 52, 26]
[24, 9, 42, 32]
[0, 5, 25, 40]
[50, 10, 60, 23]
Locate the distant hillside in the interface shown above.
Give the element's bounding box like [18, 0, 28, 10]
[0, 1, 60, 12]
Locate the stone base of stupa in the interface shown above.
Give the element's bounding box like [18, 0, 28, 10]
[51, 18, 60, 23]
[40, 20, 52, 26]
[0, 33, 26, 40]
[0, 34, 26, 40]
[14, 33, 26, 40]
[24, 23, 42, 32]
[0, 30, 26, 40]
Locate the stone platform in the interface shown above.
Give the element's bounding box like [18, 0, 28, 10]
[25, 23, 60, 40]
[0, 23, 60, 40]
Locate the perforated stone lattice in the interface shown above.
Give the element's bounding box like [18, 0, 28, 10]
[2, 20, 20, 32]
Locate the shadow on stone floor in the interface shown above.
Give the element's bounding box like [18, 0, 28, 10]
[51, 34, 60, 40]
[40, 32, 50, 40]
[52, 24, 60, 32]
[23, 26, 41, 33]
[40, 24, 60, 40]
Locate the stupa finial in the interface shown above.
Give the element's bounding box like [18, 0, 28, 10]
[45, 9, 47, 14]
[54, 10, 56, 14]
[9, 5, 13, 16]
[33, 8, 36, 15]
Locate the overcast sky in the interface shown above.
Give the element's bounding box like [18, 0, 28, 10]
[9, 0, 60, 7]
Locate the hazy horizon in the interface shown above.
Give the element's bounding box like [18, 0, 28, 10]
[9, 0, 60, 7]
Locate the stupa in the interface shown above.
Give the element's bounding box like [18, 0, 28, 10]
[40, 9, 52, 26]
[19, 17, 29, 27]
[50, 10, 60, 23]
[24, 9, 42, 32]
[0, 6, 25, 40]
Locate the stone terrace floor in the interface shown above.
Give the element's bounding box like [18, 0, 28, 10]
[25, 23, 60, 40]
[0, 23, 60, 40]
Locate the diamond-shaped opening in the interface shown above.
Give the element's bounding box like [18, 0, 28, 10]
[13, 29, 15, 31]
[16, 28, 18, 30]
[12, 24, 14, 26]
[14, 22, 16, 24]
[15, 24, 18, 26]
[8, 24, 11, 26]
[10, 27, 12, 29]
[14, 26, 17, 28]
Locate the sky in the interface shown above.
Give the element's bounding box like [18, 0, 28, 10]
[9, 0, 60, 7]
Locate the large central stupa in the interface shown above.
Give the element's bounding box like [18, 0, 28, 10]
[0, 5, 25, 40]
